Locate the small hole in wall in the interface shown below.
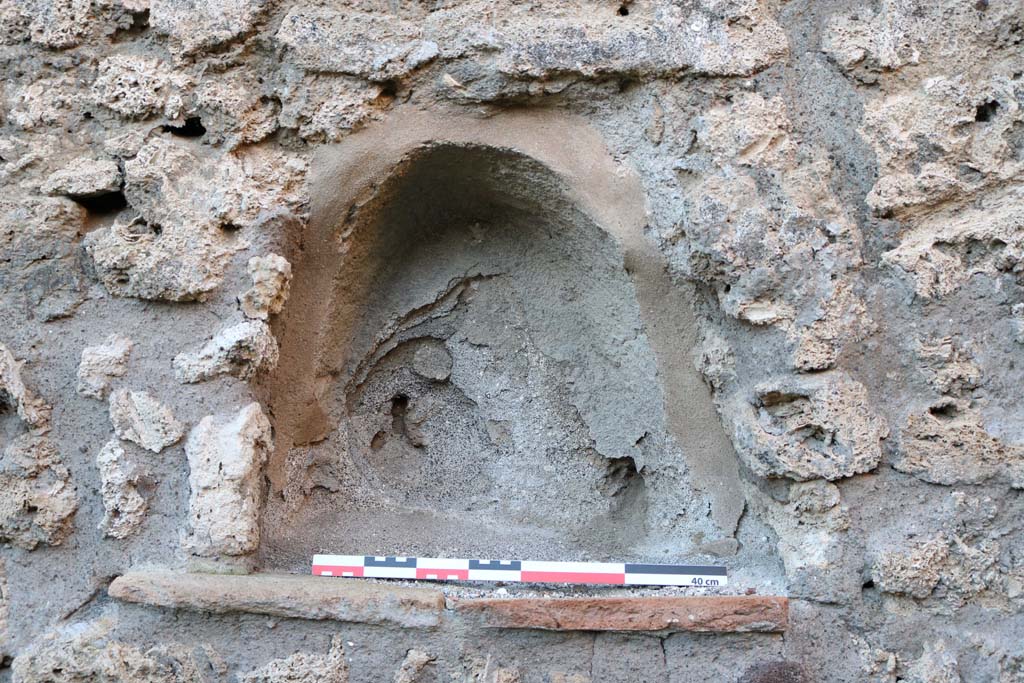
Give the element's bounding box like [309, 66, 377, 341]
[220, 221, 242, 233]
[161, 116, 207, 138]
[131, 8, 150, 29]
[928, 401, 959, 420]
[862, 578, 875, 590]
[379, 79, 399, 99]
[618, 4, 629, 15]
[75, 190, 128, 218]
[975, 100, 999, 122]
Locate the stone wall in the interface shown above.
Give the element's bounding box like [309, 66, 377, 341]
[1, 0, 1023, 681]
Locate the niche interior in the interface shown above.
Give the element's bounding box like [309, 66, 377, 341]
[258, 112, 738, 571]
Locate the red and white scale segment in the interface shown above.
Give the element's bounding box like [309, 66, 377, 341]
[312, 555, 728, 587]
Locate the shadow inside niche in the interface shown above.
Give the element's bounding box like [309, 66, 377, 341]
[259, 143, 719, 570]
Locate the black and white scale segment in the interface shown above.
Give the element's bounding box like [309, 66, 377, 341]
[312, 555, 728, 586]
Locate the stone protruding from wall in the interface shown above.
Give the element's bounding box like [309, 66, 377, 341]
[0, 342, 50, 428]
[108, 388, 184, 454]
[173, 320, 279, 383]
[41, 157, 122, 199]
[109, 572, 444, 628]
[76, 335, 133, 400]
[731, 372, 888, 481]
[238, 635, 348, 683]
[0, 435, 77, 549]
[393, 649, 435, 683]
[11, 618, 225, 683]
[240, 254, 293, 320]
[96, 438, 147, 540]
[184, 403, 272, 559]
[83, 138, 306, 302]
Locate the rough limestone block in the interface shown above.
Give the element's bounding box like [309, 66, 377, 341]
[453, 595, 788, 633]
[731, 372, 888, 481]
[173, 320, 279, 383]
[0, 342, 50, 428]
[41, 158, 122, 199]
[96, 439, 147, 540]
[76, 334, 132, 400]
[184, 403, 272, 558]
[238, 635, 348, 683]
[239, 254, 292, 320]
[108, 389, 184, 453]
[896, 403, 1024, 489]
[0, 434, 77, 549]
[108, 572, 444, 628]
[11, 617, 223, 682]
[150, 0, 266, 55]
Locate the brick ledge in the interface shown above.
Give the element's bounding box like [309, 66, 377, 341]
[452, 595, 788, 633]
[108, 572, 787, 633]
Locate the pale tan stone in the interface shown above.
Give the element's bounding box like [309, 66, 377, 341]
[240, 254, 292, 320]
[239, 635, 348, 683]
[173, 320, 279, 383]
[108, 389, 184, 453]
[77, 334, 132, 400]
[0, 434, 77, 549]
[731, 372, 888, 480]
[41, 158, 122, 199]
[96, 439, 147, 540]
[0, 342, 50, 428]
[184, 403, 272, 558]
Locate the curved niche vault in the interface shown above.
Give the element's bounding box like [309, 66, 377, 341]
[259, 111, 743, 570]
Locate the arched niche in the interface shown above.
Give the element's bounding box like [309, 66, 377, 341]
[258, 110, 743, 570]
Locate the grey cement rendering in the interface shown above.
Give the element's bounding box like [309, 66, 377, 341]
[1, 0, 1024, 681]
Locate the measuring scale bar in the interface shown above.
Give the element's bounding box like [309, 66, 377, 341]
[311, 555, 727, 587]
